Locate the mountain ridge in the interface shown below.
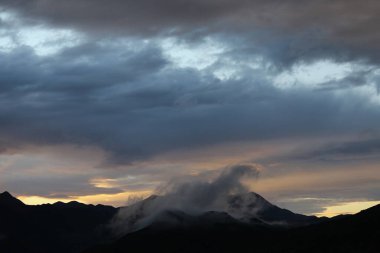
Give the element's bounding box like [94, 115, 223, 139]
[85, 202, 380, 253]
[0, 191, 119, 253]
[0, 191, 26, 209]
[1, 191, 379, 253]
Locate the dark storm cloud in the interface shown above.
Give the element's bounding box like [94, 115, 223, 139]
[2, 0, 380, 65]
[1, 0, 242, 33]
[0, 1, 379, 164]
[0, 39, 380, 164]
[1, 1, 379, 213]
[0, 43, 166, 95]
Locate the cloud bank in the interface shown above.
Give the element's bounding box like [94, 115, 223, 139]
[0, 0, 380, 215]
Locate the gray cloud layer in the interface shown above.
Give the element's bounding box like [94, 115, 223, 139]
[0, 38, 379, 164]
[3, 0, 380, 65]
[1, 0, 380, 212]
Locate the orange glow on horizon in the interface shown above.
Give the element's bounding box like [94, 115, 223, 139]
[315, 201, 380, 217]
[18, 190, 152, 207]
[18, 193, 380, 218]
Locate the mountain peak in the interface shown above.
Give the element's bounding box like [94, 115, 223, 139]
[227, 192, 319, 226]
[0, 191, 13, 198]
[0, 191, 25, 208]
[227, 192, 274, 212]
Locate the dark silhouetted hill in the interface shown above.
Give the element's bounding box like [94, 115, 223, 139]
[84, 201, 380, 253]
[0, 192, 118, 253]
[1, 191, 379, 253]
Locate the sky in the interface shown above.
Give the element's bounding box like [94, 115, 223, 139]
[0, 0, 380, 217]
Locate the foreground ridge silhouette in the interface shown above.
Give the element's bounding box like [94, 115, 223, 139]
[0, 191, 379, 253]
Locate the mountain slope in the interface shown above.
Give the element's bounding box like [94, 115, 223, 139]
[2, 191, 378, 253]
[0, 192, 118, 253]
[276, 204, 380, 253]
[113, 192, 320, 234]
[227, 192, 320, 225]
[84, 204, 380, 253]
[0, 191, 25, 209]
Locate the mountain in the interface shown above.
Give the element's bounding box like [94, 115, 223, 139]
[227, 192, 320, 226]
[0, 191, 25, 209]
[84, 203, 380, 253]
[0, 191, 319, 253]
[2, 191, 379, 253]
[113, 192, 320, 234]
[141, 209, 241, 231]
[0, 192, 118, 253]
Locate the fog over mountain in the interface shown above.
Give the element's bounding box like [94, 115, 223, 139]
[112, 165, 321, 234]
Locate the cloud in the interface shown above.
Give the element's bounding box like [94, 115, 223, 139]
[2, 174, 124, 198]
[2, 0, 380, 65]
[1, 1, 380, 214]
[155, 164, 259, 210]
[315, 68, 376, 91]
[114, 164, 259, 232]
[0, 38, 379, 164]
[294, 138, 380, 161]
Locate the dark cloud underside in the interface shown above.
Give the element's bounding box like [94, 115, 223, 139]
[0, 0, 380, 212]
[0, 41, 379, 163]
[3, 0, 380, 65]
